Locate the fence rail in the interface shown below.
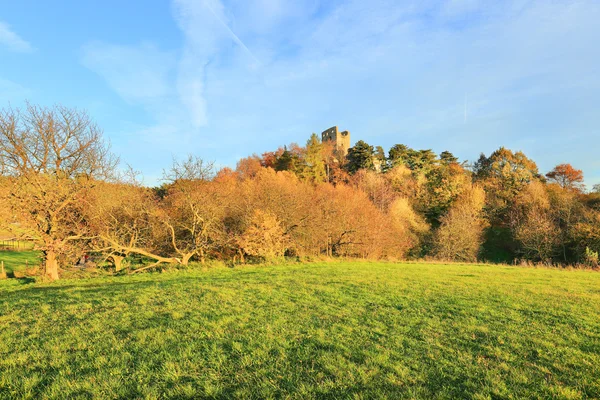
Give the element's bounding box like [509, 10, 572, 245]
[0, 238, 36, 251]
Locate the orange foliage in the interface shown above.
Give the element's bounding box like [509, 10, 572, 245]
[546, 164, 585, 192]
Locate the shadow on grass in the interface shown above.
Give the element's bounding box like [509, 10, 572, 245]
[0, 276, 217, 307]
[5, 271, 36, 285]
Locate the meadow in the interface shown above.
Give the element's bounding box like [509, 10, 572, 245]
[0, 249, 40, 275]
[0, 261, 598, 399]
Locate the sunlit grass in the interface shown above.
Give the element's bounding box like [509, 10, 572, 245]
[0, 261, 598, 398]
[0, 250, 41, 274]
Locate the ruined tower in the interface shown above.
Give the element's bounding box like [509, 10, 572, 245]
[321, 126, 351, 157]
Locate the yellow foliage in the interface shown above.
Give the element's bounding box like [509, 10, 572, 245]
[238, 209, 287, 261]
[433, 184, 487, 261]
[389, 198, 429, 237]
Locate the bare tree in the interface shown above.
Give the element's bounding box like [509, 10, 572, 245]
[0, 103, 117, 280]
[87, 181, 181, 273]
[163, 155, 214, 182]
[160, 157, 226, 265]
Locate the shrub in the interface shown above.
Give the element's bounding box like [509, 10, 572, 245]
[584, 247, 599, 268]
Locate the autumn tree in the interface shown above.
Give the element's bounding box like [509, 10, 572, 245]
[546, 164, 585, 192]
[547, 183, 584, 262]
[433, 184, 487, 261]
[572, 209, 600, 264]
[422, 161, 470, 223]
[474, 147, 542, 223]
[214, 167, 237, 183]
[159, 157, 226, 265]
[87, 181, 179, 272]
[0, 104, 117, 280]
[474, 147, 541, 194]
[238, 209, 288, 261]
[301, 133, 326, 183]
[322, 140, 349, 185]
[236, 155, 262, 179]
[385, 164, 424, 200]
[388, 197, 430, 256]
[226, 169, 314, 259]
[312, 184, 407, 258]
[509, 181, 560, 262]
[351, 169, 396, 212]
[260, 150, 281, 169]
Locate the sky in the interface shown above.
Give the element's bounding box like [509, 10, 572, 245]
[1, 0, 599, 186]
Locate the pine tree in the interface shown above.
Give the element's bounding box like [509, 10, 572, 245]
[388, 144, 410, 168]
[275, 146, 301, 172]
[346, 140, 375, 174]
[440, 150, 458, 165]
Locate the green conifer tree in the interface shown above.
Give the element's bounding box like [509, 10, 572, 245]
[302, 133, 326, 182]
[346, 140, 375, 174]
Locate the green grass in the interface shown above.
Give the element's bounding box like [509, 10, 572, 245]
[0, 250, 41, 274]
[0, 261, 599, 399]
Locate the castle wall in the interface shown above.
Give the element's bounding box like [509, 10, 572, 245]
[338, 130, 350, 155]
[321, 126, 351, 157]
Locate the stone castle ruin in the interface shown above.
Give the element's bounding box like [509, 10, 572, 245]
[321, 126, 350, 157]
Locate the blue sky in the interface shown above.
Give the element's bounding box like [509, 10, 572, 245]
[1, 0, 599, 185]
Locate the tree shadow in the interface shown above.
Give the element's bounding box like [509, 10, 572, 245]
[17, 277, 36, 285]
[12, 275, 213, 296]
[5, 271, 36, 284]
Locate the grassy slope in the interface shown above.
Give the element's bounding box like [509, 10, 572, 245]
[0, 250, 41, 274]
[0, 262, 598, 399]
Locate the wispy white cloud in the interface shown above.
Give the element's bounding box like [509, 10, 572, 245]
[81, 42, 175, 104]
[172, 0, 260, 127]
[203, 0, 600, 178]
[81, 0, 600, 185]
[202, 0, 260, 65]
[82, 0, 259, 133]
[0, 21, 33, 53]
[80, 40, 205, 160]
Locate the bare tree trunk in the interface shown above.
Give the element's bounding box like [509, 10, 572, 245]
[99, 236, 180, 271]
[181, 253, 193, 266]
[45, 250, 59, 281]
[111, 255, 126, 272]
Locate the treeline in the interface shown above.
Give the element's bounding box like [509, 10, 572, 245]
[241, 136, 600, 265]
[1, 104, 599, 280]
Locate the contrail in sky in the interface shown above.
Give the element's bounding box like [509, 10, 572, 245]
[202, 1, 261, 66]
[464, 93, 467, 123]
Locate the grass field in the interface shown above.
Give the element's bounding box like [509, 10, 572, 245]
[0, 250, 41, 274]
[0, 261, 599, 399]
